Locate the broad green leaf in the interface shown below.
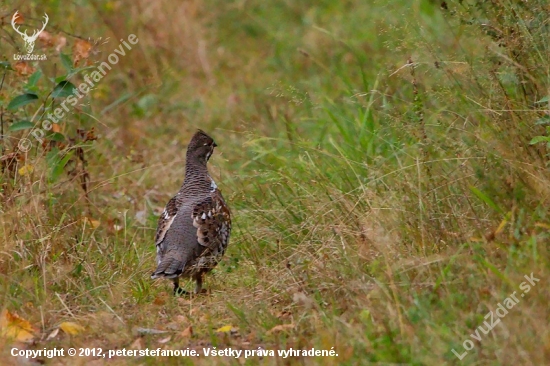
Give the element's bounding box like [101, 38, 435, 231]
[0, 61, 13, 70]
[52, 81, 77, 98]
[9, 120, 34, 131]
[60, 53, 73, 72]
[54, 75, 68, 83]
[535, 96, 549, 104]
[50, 150, 74, 183]
[529, 136, 550, 145]
[50, 132, 65, 142]
[28, 70, 43, 87]
[7, 93, 38, 111]
[535, 116, 550, 125]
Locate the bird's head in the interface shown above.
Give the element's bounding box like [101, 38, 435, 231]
[187, 129, 218, 165]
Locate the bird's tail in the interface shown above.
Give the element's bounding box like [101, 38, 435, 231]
[151, 258, 185, 279]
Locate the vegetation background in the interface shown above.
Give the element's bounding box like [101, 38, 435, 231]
[1, 0, 549, 364]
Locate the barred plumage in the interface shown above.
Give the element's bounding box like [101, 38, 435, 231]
[151, 130, 231, 295]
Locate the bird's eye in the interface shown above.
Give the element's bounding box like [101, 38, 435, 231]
[203, 143, 208, 146]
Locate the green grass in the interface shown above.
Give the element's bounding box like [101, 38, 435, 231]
[1, 0, 549, 364]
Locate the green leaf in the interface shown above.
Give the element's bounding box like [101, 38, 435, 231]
[60, 53, 73, 72]
[535, 96, 549, 104]
[529, 136, 550, 145]
[469, 186, 503, 214]
[54, 75, 68, 83]
[50, 150, 74, 183]
[50, 132, 65, 142]
[9, 120, 34, 131]
[0, 61, 13, 70]
[7, 93, 39, 111]
[52, 81, 77, 98]
[46, 147, 60, 165]
[535, 116, 550, 125]
[27, 70, 43, 87]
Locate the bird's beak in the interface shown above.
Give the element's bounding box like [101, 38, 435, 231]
[212, 142, 218, 147]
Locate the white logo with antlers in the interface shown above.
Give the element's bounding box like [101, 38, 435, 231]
[11, 11, 49, 54]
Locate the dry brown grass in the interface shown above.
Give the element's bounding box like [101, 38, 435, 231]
[1, 0, 550, 365]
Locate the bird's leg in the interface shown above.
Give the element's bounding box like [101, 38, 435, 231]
[173, 278, 180, 295]
[173, 277, 188, 296]
[194, 272, 203, 294]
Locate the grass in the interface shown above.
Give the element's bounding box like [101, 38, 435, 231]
[1, 0, 549, 364]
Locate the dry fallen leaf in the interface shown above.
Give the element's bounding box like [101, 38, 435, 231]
[153, 292, 168, 306]
[38, 30, 54, 47]
[180, 326, 193, 338]
[0, 309, 34, 342]
[52, 123, 61, 133]
[46, 328, 59, 341]
[83, 217, 100, 229]
[14, 62, 35, 76]
[12, 12, 24, 24]
[60, 321, 85, 335]
[266, 323, 294, 335]
[130, 337, 144, 350]
[216, 325, 234, 333]
[54, 35, 67, 52]
[73, 39, 93, 66]
[18, 165, 34, 176]
[158, 336, 171, 344]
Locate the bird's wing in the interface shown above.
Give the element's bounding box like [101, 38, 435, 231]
[155, 194, 180, 247]
[151, 191, 231, 279]
[191, 192, 231, 251]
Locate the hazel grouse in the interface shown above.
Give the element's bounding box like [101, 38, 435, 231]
[151, 130, 231, 295]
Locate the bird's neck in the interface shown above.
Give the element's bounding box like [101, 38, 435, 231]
[181, 158, 212, 194]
